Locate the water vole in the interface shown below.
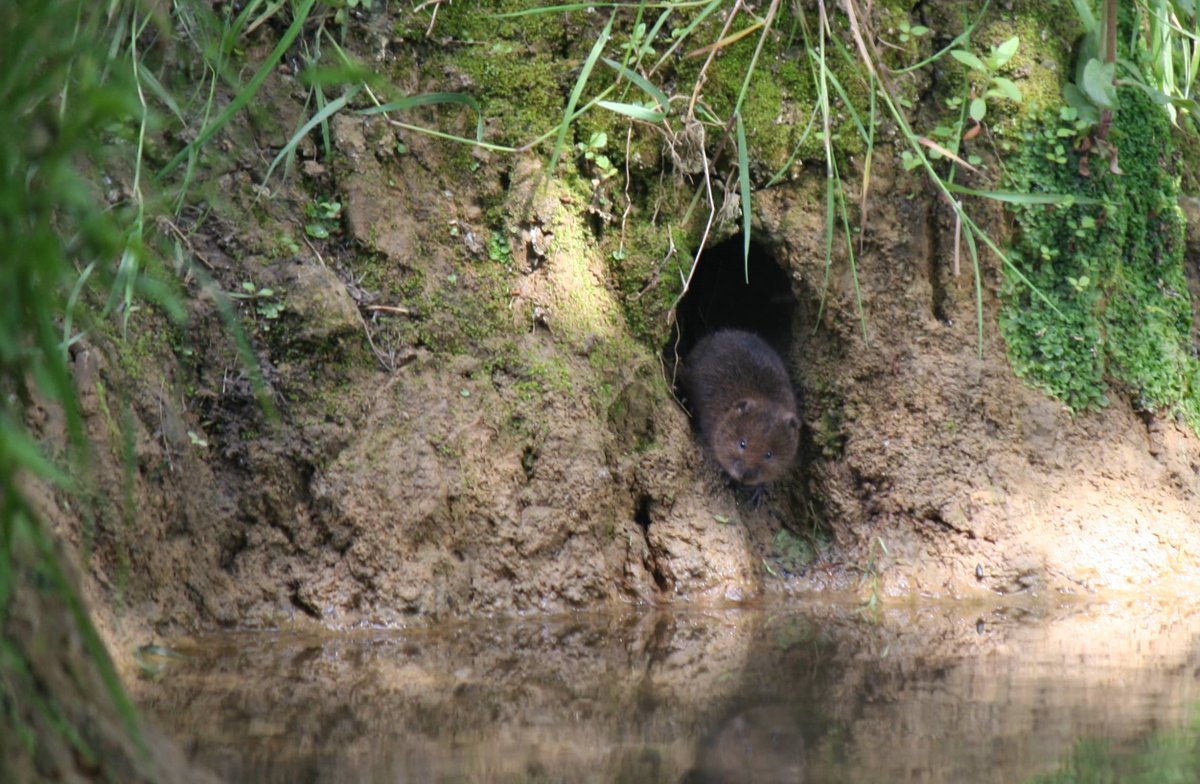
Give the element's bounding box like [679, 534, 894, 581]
[680, 329, 799, 487]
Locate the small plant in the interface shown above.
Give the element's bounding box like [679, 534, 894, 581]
[950, 36, 1023, 124]
[896, 19, 930, 44]
[275, 232, 303, 256]
[620, 21, 655, 59]
[575, 131, 618, 181]
[487, 231, 513, 265]
[1061, 0, 1115, 133]
[304, 198, 343, 239]
[329, 0, 372, 26]
[231, 281, 284, 321]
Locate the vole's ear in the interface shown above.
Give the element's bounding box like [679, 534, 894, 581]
[784, 414, 800, 432]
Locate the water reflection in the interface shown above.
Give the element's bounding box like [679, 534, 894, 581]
[135, 597, 1200, 783]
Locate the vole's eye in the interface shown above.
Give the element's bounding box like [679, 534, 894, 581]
[765, 450, 773, 460]
[739, 439, 747, 450]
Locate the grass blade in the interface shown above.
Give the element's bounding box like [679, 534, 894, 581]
[596, 100, 665, 122]
[943, 183, 1104, 205]
[601, 57, 669, 111]
[547, 12, 613, 176]
[736, 112, 752, 281]
[157, 0, 317, 180]
[359, 91, 485, 141]
[263, 85, 361, 186]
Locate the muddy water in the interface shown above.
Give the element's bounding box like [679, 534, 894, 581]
[136, 596, 1200, 783]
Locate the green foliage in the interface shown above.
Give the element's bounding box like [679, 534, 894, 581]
[230, 281, 285, 322]
[1000, 85, 1200, 427]
[896, 20, 930, 44]
[487, 231, 513, 265]
[1, 0, 162, 765]
[951, 35, 1024, 123]
[575, 131, 619, 181]
[304, 197, 344, 239]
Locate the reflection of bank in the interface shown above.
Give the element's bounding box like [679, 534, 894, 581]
[685, 704, 807, 784]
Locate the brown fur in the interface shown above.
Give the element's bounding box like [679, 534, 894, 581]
[680, 329, 799, 486]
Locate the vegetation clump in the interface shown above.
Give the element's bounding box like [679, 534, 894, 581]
[1000, 85, 1199, 428]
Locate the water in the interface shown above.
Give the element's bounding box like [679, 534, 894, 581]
[135, 596, 1200, 783]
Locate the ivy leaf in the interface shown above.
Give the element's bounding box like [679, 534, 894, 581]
[951, 49, 987, 72]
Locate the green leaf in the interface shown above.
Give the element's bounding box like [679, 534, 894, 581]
[600, 57, 669, 113]
[950, 49, 987, 73]
[358, 91, 485, 142]
[297, 62, 377, 88]
[159, 0, 318, 179]
[1069, 0, 1097, 28]
[547, 13, 613, 176]
[736, 112, 752, 281]
[1117, 78, 1176, 106]
[969, 97, 986, 122]
[943, 183, 1104, 205]
[992, 36, 1020, 67]
[1062, 83, 1100, 125]
[989, 76, 1022, 102]
[1, 428, 71, 487]
[595, 100, 666, 122]
[1081, 58, 1117, 109]
[910, 24, 930, 35]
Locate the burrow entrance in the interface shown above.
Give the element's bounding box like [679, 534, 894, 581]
[662, 233, 827, 560]
[666, 235, 798, 375]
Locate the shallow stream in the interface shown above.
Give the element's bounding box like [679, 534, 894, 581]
[136, 595, 1200, 783]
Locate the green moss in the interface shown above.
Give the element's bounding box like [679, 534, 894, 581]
[672, 8, 871, 174]
[973, 0, 1080, 119]
[447, 48, 562, 146]
[1000, 81, 1200, 429]
[409, 2, 575, 147]
[600, 177, 694, 350]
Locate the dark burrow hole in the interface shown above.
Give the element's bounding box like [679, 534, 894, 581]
[634, 494, 653, 531]
[665, 235, 798, 377]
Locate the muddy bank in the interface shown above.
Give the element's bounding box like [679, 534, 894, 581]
[27, 4, 1200, 658]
